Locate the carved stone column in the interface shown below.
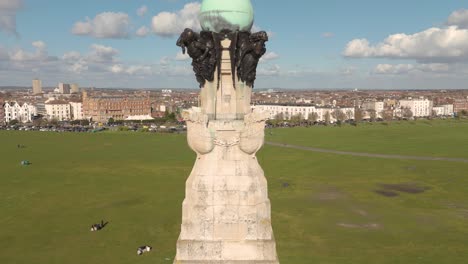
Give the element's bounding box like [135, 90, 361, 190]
[174, 1, 278, 261]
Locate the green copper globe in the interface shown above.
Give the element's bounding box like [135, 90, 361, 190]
[199, 0, 254, 33]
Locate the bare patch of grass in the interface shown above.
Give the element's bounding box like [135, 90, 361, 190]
[381, 183, 430, 194]
[375, 190, 399, 197]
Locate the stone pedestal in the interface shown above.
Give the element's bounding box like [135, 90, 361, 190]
[174, 37, 278, 264]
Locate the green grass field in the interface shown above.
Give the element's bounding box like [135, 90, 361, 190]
[1, 120, 468, 264]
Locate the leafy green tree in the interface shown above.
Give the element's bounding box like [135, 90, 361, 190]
[402, 108, 413, 119]
[332, 109, 346, 123]
[354, 108, 363, 123]
[308, 112, 319, 124]
[274, 113, 285, 121]
[381, 110, 393, 122]
[9, 119, 19, 126]
[368, 110, 377, 122]
[290, 113, 303, 126]
[324, 111, 331, 125]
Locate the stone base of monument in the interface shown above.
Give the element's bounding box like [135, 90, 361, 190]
[173, 109, 279, 263]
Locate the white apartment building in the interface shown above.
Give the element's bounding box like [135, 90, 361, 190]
[398, 98, 433, 117]
[254, 105, 354, 122]
[4, 101, 37, 123]
[361, 101, 384, 118]
[69, 101, 83, 120]
[255, 105, 317, 120]
[45, 100, 71, 121]
[433, 104, 454, 116]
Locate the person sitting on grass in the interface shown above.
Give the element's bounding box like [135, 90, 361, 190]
[90, 220, 106, 232]
[137, 246, 152, 255]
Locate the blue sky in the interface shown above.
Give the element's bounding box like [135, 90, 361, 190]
[1, 0, 468, 89]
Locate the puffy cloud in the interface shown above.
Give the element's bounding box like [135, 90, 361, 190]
[137, 5, 148, 17]
[62, 51, 81, 61]
[72, 12, 130, 39]
[9, 40, 52, 62]
[447, 9, 468, 29]
[88, 44, 119, 63]
[152, 2, 201, 37]
[0, 0, 22, 35]
[175, 51, 190, 61]
[110, 64, 124, 74]
[344, 25, 468, 62]
[260, 51, 279, 62]
[258, 64, 281, 76]
[110, 64, 152, 75]
[373, 63, 450, 75]
[136, 26, 150, 37]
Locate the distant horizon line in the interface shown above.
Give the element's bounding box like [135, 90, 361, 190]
[1, 86, 468, 92]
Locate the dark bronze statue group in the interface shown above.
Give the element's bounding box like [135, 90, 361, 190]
[176, 28, 268, 88]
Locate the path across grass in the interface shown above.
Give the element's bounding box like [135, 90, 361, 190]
[266, 119, 468, 159]
[266, 141, 468, 163]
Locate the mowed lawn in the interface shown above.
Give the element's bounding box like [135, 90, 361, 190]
[266, 119, 468, 159]
[1, 127, 468, 264]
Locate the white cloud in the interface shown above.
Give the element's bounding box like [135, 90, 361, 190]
[322, 32, 335, 38]
[68, 60, 88, 74]
[258, 64, 281, 76]
[136, 26, 150, 37]
[137, 5, 148, 17]
[260, 51, 279, 62]
[0, 0, 22, 35]
[88, 44, 119, 63]
[447, 9, 468, 29]
[62, 51, 81, 61]
[344, 26, 468, 62]
[110, 64, 124, 74]
[151, 2, 201, 37]
[110, 64, 153, 75]
[175, 51, 190, 61]
[9, 40, 50, 62]
[72, 12, 130, 39]
[374, 63, 451, 75]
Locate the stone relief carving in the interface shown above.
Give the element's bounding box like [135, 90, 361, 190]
[183, 108, 214, 155]
[183, 108, 268, 156]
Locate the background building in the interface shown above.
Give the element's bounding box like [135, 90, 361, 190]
[70, 84, 80, 94]
[32, 79, 42, 95]
[58, 83, 71, 94]
[398, 98, 433, 117]
[0, 99, 5, 125]
[4, 101, 37, 123]
[454, 97, 468, 113]
[433, 104, 454, 116]
[69, 101, 83, 120]
[82, 91, 151, 122]
[254, 105, 354, 123]
[361, 101, 384, 118]
[45, 100, 71, 121]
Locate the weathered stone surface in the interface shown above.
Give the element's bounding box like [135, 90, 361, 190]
[174, 33, 278, 264]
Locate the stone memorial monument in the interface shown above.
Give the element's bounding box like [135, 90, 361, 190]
[174, 0, 279, 262]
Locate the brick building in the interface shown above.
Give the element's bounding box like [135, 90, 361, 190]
[0, 99, 5, 125]
[454, 98, 468, 113]
[82, 91, 151, 122]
